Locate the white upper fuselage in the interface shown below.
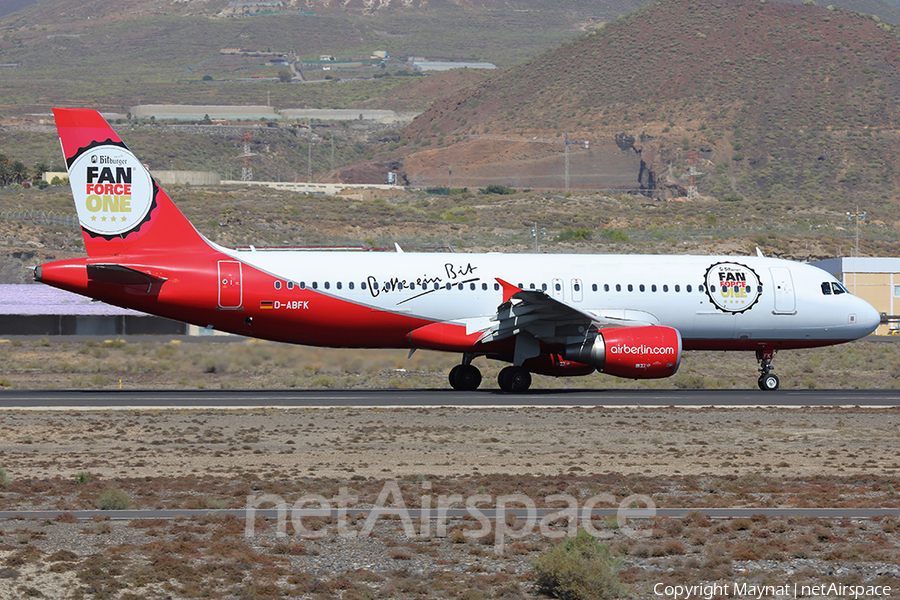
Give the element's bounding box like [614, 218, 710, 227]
[217, 247, 880, 347]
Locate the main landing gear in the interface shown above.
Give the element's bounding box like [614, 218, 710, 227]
[447, 356, 533, 393]
[498, 366, 531, 393]
[449, 354, 482, 391]
[756, 349, 779, 391]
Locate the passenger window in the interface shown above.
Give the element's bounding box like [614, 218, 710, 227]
[663, 284, 668, 292]
[336, 282, 342, 290]
[604, 284, 610, 292]
[470, 283, 476, 290]
[529, 283, 536, 290]
[458, 283, 464, 290]
[709, 285, 715, 292]
[409, 283, 415, 290]
[686, 285, 692, 292]
[555, 283, 561, 291]
[361, 282, 367, 290]
[517, 283, 523, 288]
[639, 284, 645, 292]
[832, 282, 846, 295]
[592, 284, 598, 292]
[616, 284, 621, 292]
[651, 284, 657, 292]
[446, 283, 452, 290]
[287, 281, 294, 290]
[574, 283, 581, 292]
[436, 283, 441, 290]
[627, 284, 633, 292]
[542, 283, 548, 291]
[312, 282, 318, 289]
[675, 285, 680, 292]
[274, 281, 282, 290]
[699, 285, 705, 292]
[493, 283, 500, 291]
[482, 283, 488, 291]
[372, 282, 379, 290]
[349, 282, 354, 290]
[324, 282, 330, 290]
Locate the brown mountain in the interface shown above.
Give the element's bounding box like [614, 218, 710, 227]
[374, 0, 900, 202]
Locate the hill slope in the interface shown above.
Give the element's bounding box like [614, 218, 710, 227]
[385, 0, 900, 202]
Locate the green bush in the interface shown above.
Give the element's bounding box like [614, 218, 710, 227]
[599, 229, 629, 243]
[531, 530, 626, 600]
[479, 184, 516, 195]
[557, 228, 594, 242]
[97, 487, 131, 510]
[0, 465, 9, 487]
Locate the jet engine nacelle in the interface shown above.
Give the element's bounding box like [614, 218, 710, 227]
[563, 326, 682, 379]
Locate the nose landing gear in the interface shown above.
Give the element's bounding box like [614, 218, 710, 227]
[756, 349, 779, 391]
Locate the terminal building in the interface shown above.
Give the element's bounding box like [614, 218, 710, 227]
[812, 257, 900, 335]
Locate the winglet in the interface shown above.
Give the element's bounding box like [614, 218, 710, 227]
[756, 247, 765, 258]
[495, 278, 522, 303]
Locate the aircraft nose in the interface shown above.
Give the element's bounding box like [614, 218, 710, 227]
[855, 298, 881, 336]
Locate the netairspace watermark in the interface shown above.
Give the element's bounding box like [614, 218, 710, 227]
[244, 480, 656, 553]
[653, 582, 892, 600]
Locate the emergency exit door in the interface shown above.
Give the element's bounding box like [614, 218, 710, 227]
[218, 260, 243, 310]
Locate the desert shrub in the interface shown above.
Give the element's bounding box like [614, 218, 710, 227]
[0, 465, 9, 487]
[598, 229, 629, 243]
[479, 184, 516, 195]
[97, 487, 131, 510]
[557, 228, 593, 242]
[74, 471, 91, 485]
[531, 530, 626, 600]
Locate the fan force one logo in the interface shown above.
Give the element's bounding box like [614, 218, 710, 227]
[704, 262, 762, 313]
[69, 145, 153, 236]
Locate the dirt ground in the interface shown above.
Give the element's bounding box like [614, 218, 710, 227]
[1, 405, 899, 482]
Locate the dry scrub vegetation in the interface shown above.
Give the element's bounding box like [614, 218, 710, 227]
[0, 337, 898, 391]
[1, 475, 900, 599]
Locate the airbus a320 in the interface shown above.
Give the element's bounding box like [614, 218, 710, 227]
[35, 109, 881, 392]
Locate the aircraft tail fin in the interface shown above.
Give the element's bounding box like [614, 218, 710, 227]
[53, 108, 207, 258]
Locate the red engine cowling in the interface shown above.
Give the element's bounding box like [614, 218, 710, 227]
[563, 326, 682, 379]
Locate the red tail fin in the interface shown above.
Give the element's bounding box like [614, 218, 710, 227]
[54, 108, 207, 258]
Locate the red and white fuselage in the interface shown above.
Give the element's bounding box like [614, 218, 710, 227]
[35, 109, 881, 391]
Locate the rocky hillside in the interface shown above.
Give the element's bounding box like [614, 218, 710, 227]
[384, 0, 900, 202]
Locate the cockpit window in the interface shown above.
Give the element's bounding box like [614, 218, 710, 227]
[821, 282, 832, 295]
[832, 282, 847, 295]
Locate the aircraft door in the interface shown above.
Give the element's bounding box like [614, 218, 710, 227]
[218, 260, 243, 310]
[552, 278, 564, 301]
[769, 267, 796, 314]
[572, 278, 583, 302]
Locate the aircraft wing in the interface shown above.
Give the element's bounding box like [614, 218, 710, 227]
[477, 278, 656, 345]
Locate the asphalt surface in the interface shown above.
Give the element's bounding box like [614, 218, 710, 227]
[0, 388, 898, 408]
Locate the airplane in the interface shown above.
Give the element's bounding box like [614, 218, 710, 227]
[34, 109, 881, 392]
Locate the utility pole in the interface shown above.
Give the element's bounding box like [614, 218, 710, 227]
[847, 206, 866, 257]
[307, 139, 312, 181]
[531, 222, 546, 252]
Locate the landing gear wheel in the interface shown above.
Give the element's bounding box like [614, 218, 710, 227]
[456, 365, 482, 390]
[498, 366, 532, 393]
[448, 365, 463, 389]
[449, 364, 482, 390]
[758, 373, 780, 391]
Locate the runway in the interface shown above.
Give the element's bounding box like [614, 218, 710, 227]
[0, 388, 898, 408]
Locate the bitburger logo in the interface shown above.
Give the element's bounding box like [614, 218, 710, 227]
[704, 261, 762, 314]
[68, 144, 153, 237]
